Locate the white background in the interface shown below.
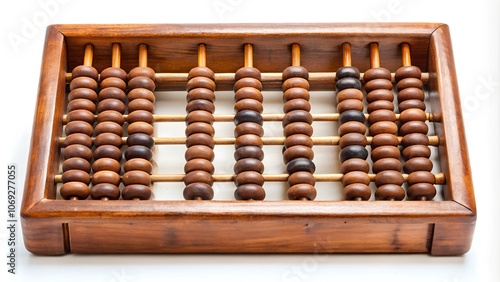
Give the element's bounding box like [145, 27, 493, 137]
[1, 0, 499, 281]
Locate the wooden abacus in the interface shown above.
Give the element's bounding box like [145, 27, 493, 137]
[21, 23, 476, 255]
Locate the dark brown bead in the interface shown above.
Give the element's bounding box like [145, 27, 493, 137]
[339, 145, 368, 162]
[185, 122, 214, 136]
[337, 99, 364, 114]
[371, 145, 400, 162]
[72, 65, 98, 80]
[283, 87, 309, 101]
[185, 110, 214, 125]
[122, 170, 151, 186]
[364, 78, 393, 93]
[283, 145, 314, 163]
[63, 144, 92, 161]
[93, 145, 123, 161]
[403, 157, 433, 173]
[96, 99, 126, 114]
[342, 171, 370, 186]
[234, 110, 262, 126]
[398, 99, 426, 112]
[234, 122, 264, 137]
[287, 184, 316, 200]
[185, 145, 214, 161]
[397, 87, 425, 102]
[234, 77, 262, 92]
[128, 88, 155, 103]
[399, 108, 427, 123]
[336, 66, 360, 80]
[92, 170, 121, 186]
[395, 66, 422, 81]
[128, 76, 155, 91]
[370, 133, 400, 148]
[284, 122, 313, 136]
[66, 109, 95, 124]
[67, 98, 96, 113]
[186, 133, 215, 148]
[402, 145, 431, 160]
[183, 182, 213, 200]
[283, 66, 309, 80]
[122, 184, 152, 200]
[235, 67, 261, 81]
[407, 183, 436, 200]
[90, 183, 120, 200]
[375, 170, 404, 187]
[282, 77, 309, 91]
[366, 89, 394, 103]
[186, 77, 216, 92]
[127, 133, 154, 148]
[288, 171, 316, 186]
[128, 66, 156, 80]
[96, 110, 125, 125]
[62, 170, 90, 184]
[94, 121, 123, 136]
[286, 158, 315, 174]
[187, 99, 216, 113]
[339, 110, 366, 124]
[369, 121, 398, 135]
[407, 171, 435, 185]
[234, 184, 265, 200]
[235, 171, 264, 186]
[63, 133, 92, 148]
[98, 87, 127, 102]
[366, 100, 395, 113]
[399, 120, 428, 135]
[60, 182, 89, 200]
[363, 67, 391, 81]
[372, 158, 402, 174]
[70, 76, 97, 91]
[68, 88, 98, 103]
[234, 98, 263, 113]
[100, 77, 127, 91]
[187, 88, 215, 102]
[401, 133, 429, 147]
[235, 134, 263, 149]
[336, 77, 362, 91]
[184, 158, 214, 174]
[127, 121, 154, 136]
[100, 67, 127, 81]
[234, 146, 264, 161]
[124, 158, 153, 173]
[235, 87, 263, 102]
[375, 184, 405, 200]
[284, 134, 313, 148]
[63, 157, 91, 173]
[396, 78, 423, 92]
[283, 98, 311, 113]
[125, 145, 153, 161]
[127, 110, 154, 124]
[337, 88, 363, 103]
[340, 158, 370, 174]
[184, 170, 214, 186]
[64, 120, 94, 136]
[338, 121, 366, 136]
[282, 110, 313, 127]
[368, 109, 396, 124]
[94, 132, 123, 148]
[339, 133, 367, 149]
[188, 66, 215, 80]
[343, 183, 371, 200]
[92, 158, 121, 173]
[128, 98, 154, 113]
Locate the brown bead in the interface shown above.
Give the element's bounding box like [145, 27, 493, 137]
[234, 77, 262, 92]
[98, 87, 127, 102]
[100, 67, 127, 81]
[96, 110, 125, 125]
[366, 89, 394, 103]
[282, 110, 313, 127]
[128, 98, 154, 113]
[72, 65, 98, 80]
[186, 77, 216, 92]
[235, 87, 263, 102]
[187, 99, 215, 113]
[100, 77, 127, 91]
[96, 99, 126, 114]
[127, 110, 154, 124]
[372, 158, 402, 174]
[62, 144, 92, 161]
[69, 76, 97, 91]
[184, 170, 214, 186]
[188, 66, 215, 80]
[340, 158, 370, 174]
[235, 67, 261, 81]
[184, 158, 215, 174]
[375, 184, 405, 200]
[403, 157, 433, 173]
[93, 145, 123, 161]
[124, 158, 153, 173]
[127, 121, 154, 136]
[186, 133, 215, 148]
[282, 66, 309, 80]
[234, 184, 265, 200]
[339, 133, 367, 149]
[396, 78, 423, 91]
[343, 183, 371, 200]
[183, 182, 213, 200]
[127, 133, 154, 148]
[235, 134, 263, 149]
[122, 184, 152, 200]
[234, 98, 263, 113]
[92, 158, 121, 173]
[90, 183, 120, 200]
[235, 171, 265, 186]
[234, 146, 264, 161]
[283, 87, 310, 101]
[337, 88, 363, 103]
[368, 109, 396, 124]
[67, 98, 96, 113]
[283, 98, 311, 113]
[287, 184, 316, 200]
[187, 88, 215, 103]
[185, 110, 214, 125]
[338, 121, 366, 136]
[125, 145, 153, 161]
[366, 100, 394, 113]
[363, 67, 391, 81]
[399, 108, 427, 123]
[401, 133, 429, 147]
[370, 133, 400, 148]
[66, 109, 95, 124]
[399, 120, 428, 135]
[375, 170, 404, 187]
[342, 171, 370, 186]
[288, 171, 316, 186]
[68, 88, 98, 103]
[94, 132, 123, 148]
[60, 182, 89, 200]
[395, 66, 422, 81]
[92, 170, 121, 186]
[185, 122, 215, 136]
[398, 99, 426, 112]
[402, 145, 431, 160]
[122, 170, 151, 186]
[185, 145, 214, 161]
[63, 133, 92, 148]
[128, 67, 156, 80]
[407, 171, 436, 185]
[282, 77, 309, 91]
[337, 99, 364, 113]
[364, 78, 393, 93]
[128, 76, 155, 91]
[64, 120, 94, 136]
[397, 87, 425, 102]
[284, 134, 313, 148]
[94, 121, 123, 136]
[283, 145, 314, 163]
[128, 88, 155, 103]
[369, 121, 398, 135]
[62, 170, 90, 184]
[407, 183, 436, 200]
[284, 122, 313, 137]
[234, 122, 264, 137]
[63, 157, 91, 173]
[371, 145, 400, 162]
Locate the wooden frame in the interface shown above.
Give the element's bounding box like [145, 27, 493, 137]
[21, 23, 475, 255]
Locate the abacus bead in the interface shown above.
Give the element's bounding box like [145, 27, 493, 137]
[125, 145, 153, 161]
[283, 146, 314, 163]
[187, 99, 216, 113]
[128, 67, 156, 80]
[63, 133, 92, 148]
[369, 121, 399, 135]
[372, 158, 403, 174]
[395, 66, 422, 81]
[94, 133, 123, 148]
[286, 158, 316, 174]
[339, 110, 366, 124]
[183, 183, 213, 200]
[97, 110, 125, 125]
[122, 184, 152, 200]
[122, 170, 151, 186]
[338, 133, 367, 149]
[344, 184, 371, 201]
[184, 170, 214, 186]
[234, 110, 263, 126]
[187, 88, 216, 102]
[235, 171, 265, 186]
[235, 67, 261, 80]
[97, 99, 126, 114]
[337, 99, 364, 113]
[60, 182, 89, 200]
[282, 110, 313, 127]
[128, 88, 156, 103]
[370, 133, 400, 148]
[404, 157, 434, 173]
[282, 66, 309, 80]
[282, 77, 309, 91]
[94, 121, 123, 136]
[63, 157, 91, 173]
[63, 144, 92, 161]
[364, 79, 393, 93]
[67, 98, 96, 113]
[127, 110, 154, 124]
[374, 170, 404, 187]
[340, 158, 370, 174]
[72, 65, 98, 80]
[407, 171, 435, 185]
[68, 88, 98, 103]
[338, 121, 366, 136]
[127, 121, 154, 136]
[62, 170, 90, 184]
[284, 134, 313, 148]
[100, 77, 127, 91]
[375, 184, 405, 200]
[124, 158, 154, 173]
[363, 67, 391, 81]
[185, 110, 214, 125]
[92, 171, 121, 186]
[283, 98, 311, 113]
[366, 89, 394, 103]
[184, 158, 215, 174]
[70, 76, 97, 91]
[399, 108, 427, 123]
[407, 183, 436, 200]
[234, 146, 264, 161]
[234, 98, 263, 113]
[235, 134, 263, 149]
[397, 87, 425, 102]
[92, 158, 121, 173]
[402, 145, 431, 160]
[366, 100, 395, 113]
[287, 184, 316, 200]
[367, 109, 396, 124]
[186, 77, 216, 92]
[185, 145, 214, 161]
[98, 87, 127, 102]
[186, 133, 214, 149]
[371, 146, 400, 162]
[234, 184, 265, 201]
[128, 98, 154, 113]
[342, 171, 370, 186]
[234, 77, 262, 92]
[336, 77, 362, 91]
[234, 122, 264, 137]
[128, 76, 156, 91]
[335, 66, 360, 79]
[283, 87, 310, 101]
[337, 88, 363, 103]
[66, 109, 95, 124]
[396, 78, 423, 91]
[399, 120, 428, 135]
[234, 158, 264, 174]
[185, 122, 214, 136]
[284, 122, 313, 136]
[188, 66, 215, 80]
[398, 99, 426, 112]
[90, 183, 120, 200]
[401, 133, 429, 147]
[235, 87, 263, 102]
[93, 145, 123, 161]
[287, 171, 316, 186]
[100, 67, 127, 81]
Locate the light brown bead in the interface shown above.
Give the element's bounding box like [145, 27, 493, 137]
[283, 98, 311, 113]
[368, 109, 396, 124]
[403, 157, 433, 173]
[100, 67, 127, 81]
[407, 183, 436, 200]
[124, 158, 153, 173]
[339, 133, 367, 148]
[234, 122, 264, 137]
[100, 77, 127, 91]
[128, 66, 156, 80]
[187, 99, 216, 113]
[186, 133, 215, 149]
[69, 76, 97, 91]
[235, 67, 261, 81]
[68, 88, 98, 103]
[66, 109, 95, 124]
[188, 66, 215, 80]
[184, 170, 214, 186]
[128, 76, 156, 91]
[127, 121, 154, 136]
[395, 66, 422, 81]
[370, 133, 400, 148]
[399, 108, 427, 123]
[366, 89, 394, 103]
[366, 100, 395, 113]
[67, 98, 96, 113]
[398, 99, 426, 112]
[375, 170, 404, 187]
[127, 110, 154, 124]
[185, 145, 214, 161]
[94, 132, 123, 148]
[186, 77, 216, 92]
[94, 121, 123, 136]
[340, 158, 370, 174]
[338, 121, 366, 136]
[282, 110, 313, 127]
[97, 110, 125, 125]
[234, 171, 265, 186]
[402, 145, 431, 160]
[128, 88, 155, 103]
[283, 87, 310, 101]
[341, 171, 370, 186]
[375, 184, 405, 200]
[234, 184, 265, 201]
[183, 182, 213, 200]
[62, 170, 90, 184]
[372, 158, 402, 174]
[235, 87, 263, 102]
[184, 158, 215, 174]
[63, 133, 92, 148]
[93, 145, 123, 161]
[407, 171, 436, 185]
[363, 67, 391, 81]
[122, 170, 151, 186]
[397, 87, 425, 102]
[63, 157, 91, 173]
[235, 134, 263, 149]
[98, 87, 127, 102]
[92, 158, 121, 173]
[396, 77, 423, 91]
[282, 66, 309, 80]
[337, 99, 364, 113]
[284, 134, 313, 148]
[234, 146, 264, 161]
[343, 183, 371, 200]
[92, 170, 121, 186]
[90, 183, 120, 200]
[122, 184, 152, 200]
[187, 88, 215, 102]
[287, 184, 316, 200]
[282, 77, 309, 91]
[234, 77, 262, 92]
[283, 145, 314, 163]
[234, 98, 263, 113]
[185, 110, 214, 125]
[128, 98, 154, 113]
[287, 171, 316, 186]
[62, 144, 92, 161]
[364, 78, 393, 93]
[60, 182, 89, 200]
[337, 88, 363, 103]
[284, 122, 313, 136]
[185, 122, 215, 137]
[371, 145, 400, 162]
[369, 121, 398, 135]
[399, 120, 428, 135]
[96, 99, 126, 114]
[72, 65, 98, 80]
[401, 133, 429, 147]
